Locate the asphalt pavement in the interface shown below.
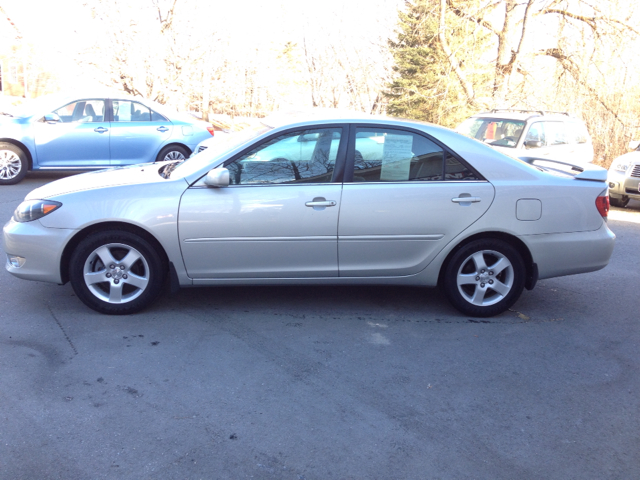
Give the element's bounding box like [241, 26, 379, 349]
[1, 172, 639, 479]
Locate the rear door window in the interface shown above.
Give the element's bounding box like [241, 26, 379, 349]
[543, 122, 568, 145]
[112, 100, 167, 122]
[567, 121, 589, 144]
[351, 127, 480, 182]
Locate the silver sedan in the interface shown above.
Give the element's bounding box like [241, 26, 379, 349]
[3, 116, 615, 317]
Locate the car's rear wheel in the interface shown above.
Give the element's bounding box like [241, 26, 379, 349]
[0, 142, 28, 185]
[69, 231, 166, 315]
[610, 195, 629, 208]
[156, 145, 190, 163]
[443, 239, 525, 317]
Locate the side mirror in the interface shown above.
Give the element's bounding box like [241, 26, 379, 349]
[204, 167, 230, 187]
[524, 140, 542, 149]
[43, 113, 61, 124]
[629, 140, 640, 151]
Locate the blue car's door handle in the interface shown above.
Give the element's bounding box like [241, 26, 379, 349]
[94, 127, 108, 134]
[157, 126, 169, 132]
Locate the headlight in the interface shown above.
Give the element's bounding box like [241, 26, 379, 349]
[13, 200, 62, 223]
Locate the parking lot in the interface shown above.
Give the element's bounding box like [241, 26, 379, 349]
[1, 172, 639, 479]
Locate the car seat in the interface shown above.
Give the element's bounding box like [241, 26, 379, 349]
[84, 104, 96, 122]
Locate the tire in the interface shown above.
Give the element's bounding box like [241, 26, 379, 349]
[69, 230, 166, 315]
[156, 145, 190, 163]
[443, 238, 525, 318]
[0, 142, 28, 185]
[610, 195, 629, 208]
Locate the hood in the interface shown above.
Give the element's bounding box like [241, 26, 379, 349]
[26, 163, 176, 200]
[613, 151, 640, 163]
[0, 114, 20, 124]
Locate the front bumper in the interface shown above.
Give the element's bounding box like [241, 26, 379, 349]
[3, 217, 75, 284]
[608, 169, 640, 200]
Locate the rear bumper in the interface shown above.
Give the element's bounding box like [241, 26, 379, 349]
[3, 217, 74, 284]
[520, 223, 615, 280]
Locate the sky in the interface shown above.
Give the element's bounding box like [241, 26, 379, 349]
[1, 0, 403, 84]
[2, 0, 404, 52]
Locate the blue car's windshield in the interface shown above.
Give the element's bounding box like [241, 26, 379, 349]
[7, 94, 72, 118]
[170, 124, 273, 179]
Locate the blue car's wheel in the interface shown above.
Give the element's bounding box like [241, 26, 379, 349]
[0, 143, 28, 185]
[156, 145, 190, 163]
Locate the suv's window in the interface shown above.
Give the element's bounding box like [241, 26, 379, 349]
[227, 128, 341, 185]
[53, 100, 105, 123]
[112, 100, 166, 122]
[543, 121, 568, 145]
[457, 118, 525, 148]
[524, 122, 546, 145]
[352, 128, 479, 182]
[567, 121, 589, 144]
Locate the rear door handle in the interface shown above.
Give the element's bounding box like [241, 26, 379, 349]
[157, 126, 169, 132]
[94, 127, 108, 134]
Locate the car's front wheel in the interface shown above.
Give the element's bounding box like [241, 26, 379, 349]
[0, 142, 28, 185]
[443, 238, 525, 317]
[69, 231, 166, 315]
[156, 145, 190, 163]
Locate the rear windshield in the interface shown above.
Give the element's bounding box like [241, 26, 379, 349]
[457, 118, 526, 148]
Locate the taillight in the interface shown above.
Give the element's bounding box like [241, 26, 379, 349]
[207, 126, 215, 136]
[596, 194, 610, 219]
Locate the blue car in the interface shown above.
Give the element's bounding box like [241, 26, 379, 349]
[0, 93, 214, 184]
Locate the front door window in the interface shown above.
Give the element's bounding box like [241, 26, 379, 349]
[53, 99, 105, 123]
[226, 128, 341, 185]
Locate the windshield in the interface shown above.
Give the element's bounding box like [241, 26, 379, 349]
[457, 118, 525, 148]
[169, 124, 273, 178]
[5, 94, 72, 118]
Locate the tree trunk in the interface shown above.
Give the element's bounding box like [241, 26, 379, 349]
[493, 0, 518, 106]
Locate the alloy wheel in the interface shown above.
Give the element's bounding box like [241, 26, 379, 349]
[83, 243, 150, 304]
[0, 149, 22, 180]
[456, 249, 514, 307]
[163, 150, 186, 161]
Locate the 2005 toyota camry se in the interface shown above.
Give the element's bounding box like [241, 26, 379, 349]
[3, 115, 615, 317]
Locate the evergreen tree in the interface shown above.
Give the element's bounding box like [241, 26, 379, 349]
[385, 0, 490, 127]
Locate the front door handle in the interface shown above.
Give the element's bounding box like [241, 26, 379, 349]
[306, 200, 337, 207]
[452, 196, 481, 204]
[157, 126, 169, 132]
[305, 197, 337, 210]
[94, 127, 108, 134]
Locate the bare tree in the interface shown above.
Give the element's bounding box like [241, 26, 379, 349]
[388, 0, 640, 164]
